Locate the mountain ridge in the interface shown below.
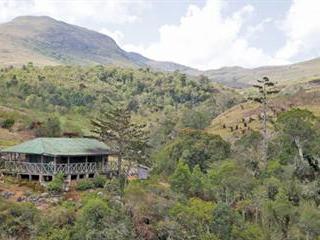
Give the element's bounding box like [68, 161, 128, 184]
[205, 57, 320, 87]
[1, 16, 320, 87]
[0, 16, 198, 74]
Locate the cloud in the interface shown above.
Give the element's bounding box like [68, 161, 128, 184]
[122, 0, 285, 70]
[0, 0, 149, 26]
[246, 18, 272, 39]
[276, 0, 320, 61]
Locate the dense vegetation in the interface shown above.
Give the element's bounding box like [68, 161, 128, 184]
[1, 65, 320, 240]
[0, 64, 239, 146]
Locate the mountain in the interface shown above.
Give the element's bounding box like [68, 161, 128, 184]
[0, 16, 197, 74]
[204, 58, 320, 87]
[1, 16, 320, 86]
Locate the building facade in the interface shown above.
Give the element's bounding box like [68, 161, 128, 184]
[0, 138, 113, 181]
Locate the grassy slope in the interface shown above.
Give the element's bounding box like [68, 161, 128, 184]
[206, 80, 320, 141]
[205, 58, 320, 87]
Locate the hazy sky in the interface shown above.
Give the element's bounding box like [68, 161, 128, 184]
[1, 0, 320, 70]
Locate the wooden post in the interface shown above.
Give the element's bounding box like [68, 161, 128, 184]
[53, 156, 57, 175]
[105, 155, 108, 173]
[67, 156, 70, 180]
[40, 155, 44, 183]
[101, 156, 104, 172]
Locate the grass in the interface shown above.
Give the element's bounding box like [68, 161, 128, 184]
[206, 84, 320, 141]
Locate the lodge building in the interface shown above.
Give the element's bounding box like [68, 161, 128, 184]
[0, 138, 113, 181]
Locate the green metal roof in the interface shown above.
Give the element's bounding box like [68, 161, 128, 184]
[1, 138, 110, 156]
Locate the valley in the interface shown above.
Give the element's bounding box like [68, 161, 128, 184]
[0, 15, 320, 240]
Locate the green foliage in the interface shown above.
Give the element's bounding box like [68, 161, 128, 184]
[75, 179, 95, 191]
[179, 109, 211, 129]
[189, 165, 206, 197]
[92, 105, 150, 195]
[299, 204, 320, 239]
[36, 204, 75, 240]
[36, 116, 62, 137]
[154, 129, 230, 175]
[47, 173, 65, 193]
[92, 175, 107, 188]
[0, 65, 240, 148]
[79, 198, 111, 229]
[1, 66, 320, 240]
[0, 200, 39, 240]
[169, 198, 215, 238]
[73, 197, 135, 240]
[210, 203, 239, 240]
[277, 108, 316, 140]
[274, 108, 320, 181]
[1, 118, 15, 129]
[169, 161, 191, 194]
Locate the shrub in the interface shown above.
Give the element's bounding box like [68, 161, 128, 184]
[1, 118, 15, 129]
[36, 116, 62, 137]
[169, 161, 191, 194]
[76, 179, 94, 191]
[47, 173, 65, 193]
[104, 178, 121, 195]
[0, 201, 39, 239]
[92, 175, 106, 188]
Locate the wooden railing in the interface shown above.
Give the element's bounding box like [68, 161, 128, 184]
[0, 158, 5, 170]
[3, 161, 105, 175]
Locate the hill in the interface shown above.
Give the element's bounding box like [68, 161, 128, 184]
[206, 78, 320, 141]
[0, 64, 241, 148]
[204, 58, 320, 87]
[0, 16, 197, 74]
[1, 16, 320, 87]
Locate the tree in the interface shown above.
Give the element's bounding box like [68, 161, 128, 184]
[72, 198, 134, 240]
[36, 116, 62, 137]
[170, 161, 191, 194]
[190, 165, 205, 198]
[153, 129, 230, 175]
[299, 204, 320, 240]
[249, 76, 279, 167]
[179, 109, 211, 130]
[210, 203, 238, 240]
[169, 198, 215, 238]
[263, 198, 298, 240]
[91, 105, 149, 193]
[276, 109, 317, 168]
[47, 173, 65, 193]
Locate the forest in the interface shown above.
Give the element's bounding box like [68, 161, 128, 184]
[0, 64, 320, 240]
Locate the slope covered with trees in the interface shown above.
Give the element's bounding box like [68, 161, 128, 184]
[0, 63, 320, 240]
[0, 63, 240, 147]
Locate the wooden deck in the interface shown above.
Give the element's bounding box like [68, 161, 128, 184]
[1, 160, 107, 176]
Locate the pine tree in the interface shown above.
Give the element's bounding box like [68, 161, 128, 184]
[249, 76, 279, 167]
[91, 106, 149, 189]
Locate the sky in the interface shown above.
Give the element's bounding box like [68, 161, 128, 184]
[1, 0, 320, 70]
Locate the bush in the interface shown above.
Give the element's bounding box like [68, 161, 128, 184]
[1, 118, 15, 129]
[36, 116, 62, 137]
[92, 175, 106, 188]
[0, 201, 39, 239]
[76, 179, 95, 191]
[47, 173, 65, 193]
